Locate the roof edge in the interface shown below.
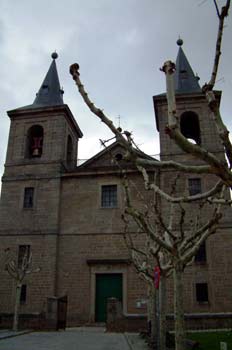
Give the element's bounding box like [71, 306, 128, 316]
[7, 104, 83, 139]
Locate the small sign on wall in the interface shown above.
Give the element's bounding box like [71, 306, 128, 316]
[220, 342, 227, 350]
[136, 299, 147, 309]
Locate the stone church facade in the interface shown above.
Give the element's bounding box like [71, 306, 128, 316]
[0, 42, 232, 330]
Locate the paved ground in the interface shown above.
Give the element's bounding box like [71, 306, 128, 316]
[0, 327, 149, 350]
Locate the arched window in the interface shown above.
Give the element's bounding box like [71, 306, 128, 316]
[66, 135, 73, 165]
[26, 125, 44, 158]
[180, 111, 201, 145]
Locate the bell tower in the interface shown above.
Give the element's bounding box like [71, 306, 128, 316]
[0, 53, 83, 305]
[153, 39, 224, 164]
[153, 39, 230, 220]
[0, 52, 83, 235]
[4, 52, 83, 177]
[153, 40, 232, 319]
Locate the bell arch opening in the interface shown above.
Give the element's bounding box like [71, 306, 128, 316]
[180, 111, 201, 145]
[26, 125, 44, 158]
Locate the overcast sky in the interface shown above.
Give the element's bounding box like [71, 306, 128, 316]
[0, 0, 231, 180]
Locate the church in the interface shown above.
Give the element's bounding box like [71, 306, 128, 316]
[0, 41, 232, 330]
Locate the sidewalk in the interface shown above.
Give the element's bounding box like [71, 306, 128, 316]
[0, 329, 31, 340]
[0, 328, 149, 350]
[124, 333, 149, 350]
[67, 327, 149, 350]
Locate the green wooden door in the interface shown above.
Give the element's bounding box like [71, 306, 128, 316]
[95, 273, 123, 322]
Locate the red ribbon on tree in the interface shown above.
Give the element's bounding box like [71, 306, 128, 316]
[154, 266, 161, 289]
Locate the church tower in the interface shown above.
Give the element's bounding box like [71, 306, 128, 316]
[153, 38, 228, 214]
[4, 52, 82, 177]
[0, 53, 83, 309]
[153, 40, 232, 317]
[153, 39, 224, 164]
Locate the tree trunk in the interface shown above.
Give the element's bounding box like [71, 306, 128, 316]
[13, 283, 21, 331]
[173, 263, 185, 350]
[147, 284, 157, 345]
[159, 275, 167, 350]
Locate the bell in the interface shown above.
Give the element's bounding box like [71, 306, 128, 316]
[32, 148, 39, 156]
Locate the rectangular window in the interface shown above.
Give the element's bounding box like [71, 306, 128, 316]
[18, 245, 30, 268]
[23, 187, 34, 208]
[195, 242, 207, 263]
[196, 283, 208, 303]
[20, 285, 27, 305]
[188, 178, 201, 195]
[101, 185, 117, 208]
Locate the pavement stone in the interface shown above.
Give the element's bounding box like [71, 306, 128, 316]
[0, 328, 149, 350]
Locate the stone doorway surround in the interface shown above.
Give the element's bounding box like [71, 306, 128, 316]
[87, 259, 129, 323]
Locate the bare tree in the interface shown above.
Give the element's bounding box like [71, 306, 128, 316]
[122, 172, 224, 350]
[69, 2, 231, 349]
[69, 62, 227, 349]
[4, 247, 40, 331]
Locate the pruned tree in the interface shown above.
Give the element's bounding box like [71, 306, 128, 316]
[122, 173, 169, 350]
[69, 1, 231, 349]
[121, 172, 224, 350]
[4, 247, 40, 331]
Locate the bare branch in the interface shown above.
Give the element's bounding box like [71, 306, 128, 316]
[123, 177, 174, 253]
[138, 165, 223, 203]
[136, 154, 213, 174]
[164, 126, 232, 185]
[70, 62, 222, 178]
[153, 199, 176, 241]
[206, 0, 231, 89]
[181, 224, 217, 265]
[70, 64, 131, 148]
[213, 0, 221, 18]
[202, 0, 232, 166]
[180, 210, 221, 254]
[178, 203, 186, 243]
[207, 197, 232, 205]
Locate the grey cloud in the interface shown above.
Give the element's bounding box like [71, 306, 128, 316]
[0, 0, 231, 181]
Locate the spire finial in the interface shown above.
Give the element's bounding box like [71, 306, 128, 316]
[51, 51, 58, 60]
[32, 52, 63, 107]
[177, 37, 183, 46]
[174, 37, 201, 93]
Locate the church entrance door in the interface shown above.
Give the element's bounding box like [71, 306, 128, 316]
[95, 273, 122, 322]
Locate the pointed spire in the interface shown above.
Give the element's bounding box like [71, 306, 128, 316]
[174, 38, 201, 94]
[33, 52, 64, 107]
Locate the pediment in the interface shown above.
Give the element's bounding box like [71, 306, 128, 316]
[77, 141, 129, 170]
[77, 140, 156, 172]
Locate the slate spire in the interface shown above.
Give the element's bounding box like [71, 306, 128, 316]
[33, 52, 64, 107]
[174, 38, 201, 94]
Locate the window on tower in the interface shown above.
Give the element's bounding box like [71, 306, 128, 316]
[41, 84, 49, 94]
[26, 125, 44, 158]
[180, 111, 201, 145]
[23, 187, 34, 208]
